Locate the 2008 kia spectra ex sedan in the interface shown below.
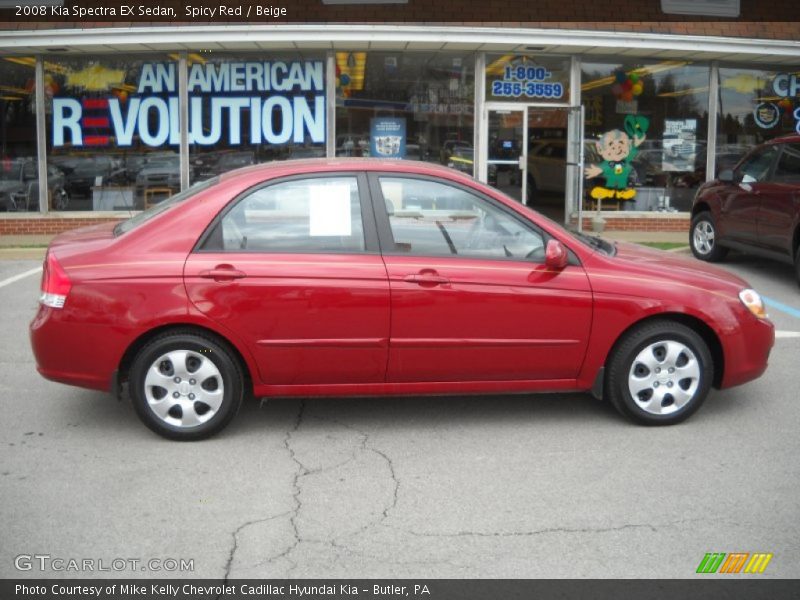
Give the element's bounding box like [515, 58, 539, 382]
[30, 159, 774, 440]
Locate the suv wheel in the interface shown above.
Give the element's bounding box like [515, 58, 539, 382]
[690, 212, 728, 262]
[605, 320, 713, 425]
[129, 330, 244, 440]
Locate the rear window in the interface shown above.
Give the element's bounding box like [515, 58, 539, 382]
[114, 178, 218, 236]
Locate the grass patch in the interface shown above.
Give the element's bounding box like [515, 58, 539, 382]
[637, 242, 689, 250]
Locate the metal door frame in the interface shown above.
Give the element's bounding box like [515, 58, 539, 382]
[481, 103, 584, 226]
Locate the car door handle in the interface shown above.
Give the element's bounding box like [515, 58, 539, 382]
[403, 273, 450, 285]
[198, 266, 247, 281]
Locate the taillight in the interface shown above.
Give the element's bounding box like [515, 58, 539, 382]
[39, 252, 71, 309]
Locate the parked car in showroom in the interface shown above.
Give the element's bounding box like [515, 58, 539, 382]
[31, 159, 773, 440]
[689, 135, 800, 284]
[0, 158, 69, 211]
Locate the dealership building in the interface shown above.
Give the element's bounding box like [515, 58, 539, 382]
[0, 0, 798, 235]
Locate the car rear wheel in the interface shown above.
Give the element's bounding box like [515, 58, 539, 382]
[690, 212, 728, 262]
[605, 320, 713, 425]
[129, 331, 243, 440]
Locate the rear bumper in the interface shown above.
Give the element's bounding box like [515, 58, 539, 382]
[719, 315, 774, 389]
[30, 305, 119, 393]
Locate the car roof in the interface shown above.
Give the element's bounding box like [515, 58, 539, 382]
[765, 134, 800, 145]
[219, 158, 477, 186]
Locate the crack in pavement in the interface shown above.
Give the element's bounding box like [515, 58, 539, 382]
[314, 416, 400, 525]
[227, 406, 403, 578]
[223, 402, 306, 580]
[404, 516, 718, 539]
[220, 511, 292, 585]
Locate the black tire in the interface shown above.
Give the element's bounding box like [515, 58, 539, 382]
[605, 320, 713, 425]
[690, 212, 728, 262]
[129, 330, 244, 440]
[526, 175, 537, 207]
[795, 245, 800, 289]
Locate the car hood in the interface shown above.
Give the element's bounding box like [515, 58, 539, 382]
[607, 241, 751, 291]
[0, 181, 22, 194]
[138, 165, 179, 177]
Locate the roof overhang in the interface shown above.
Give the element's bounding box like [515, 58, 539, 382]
[1, 24, 799, 65]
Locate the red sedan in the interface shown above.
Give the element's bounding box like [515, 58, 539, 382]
[30, 159, 774, 440]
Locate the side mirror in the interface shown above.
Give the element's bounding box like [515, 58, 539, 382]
[545, 239, 568, 270]
[718, 169, 735, 183]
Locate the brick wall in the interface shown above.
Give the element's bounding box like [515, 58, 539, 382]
[0, 216, 120, 236]
[571, 215, 691, 231]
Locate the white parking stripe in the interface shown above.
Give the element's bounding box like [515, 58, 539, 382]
[776, 331, 800, 339]
[0, 267, 42, 290]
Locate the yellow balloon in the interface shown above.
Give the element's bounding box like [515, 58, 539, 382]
[632, 83, 644, 96]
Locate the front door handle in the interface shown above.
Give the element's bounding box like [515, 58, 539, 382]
[198, 265, 247, 282]
[403, 272, 450, 286]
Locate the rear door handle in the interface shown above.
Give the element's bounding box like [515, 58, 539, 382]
[403, 273, 450, 285]
[198, 265, 247, 281]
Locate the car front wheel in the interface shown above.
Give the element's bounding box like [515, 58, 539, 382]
[129, 330, 244, 440]
[690, 212, 728, 262]
[605, 320, 713, 425]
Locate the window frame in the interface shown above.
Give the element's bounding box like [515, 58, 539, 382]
[735, 144, 780, 184]
[193, 171, 380, 255]
[366, 172, 555, 263]
[773, 143, 800, 184]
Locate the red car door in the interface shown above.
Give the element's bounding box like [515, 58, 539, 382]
[719, 145, 780, 244]
[184, 173, 390, 385]
[758, 142, 800, 254]
[369, 173, 592, 383]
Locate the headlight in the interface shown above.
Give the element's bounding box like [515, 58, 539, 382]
[739, 288, 767, 319]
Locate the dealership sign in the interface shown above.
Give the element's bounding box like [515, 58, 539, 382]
[52, 61, 325, 148]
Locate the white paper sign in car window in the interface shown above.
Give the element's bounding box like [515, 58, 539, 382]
[309, 182, 352, 236]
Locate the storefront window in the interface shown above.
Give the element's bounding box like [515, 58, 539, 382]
[581, 60, 710, 212]
[188, 52, 326, 185]
[335, 51, 474, 175]
[485, 54, 570, 104]
[717, 66, 800, 176]
[45, 55, 177, 211]
[0, 57, 40, 212]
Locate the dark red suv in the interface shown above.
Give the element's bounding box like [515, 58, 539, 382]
[690, 135, 800, 284]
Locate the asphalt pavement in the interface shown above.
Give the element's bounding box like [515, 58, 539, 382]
[0, 251, 798, 579]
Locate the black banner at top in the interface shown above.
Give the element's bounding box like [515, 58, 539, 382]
[1, 0, 800, 23]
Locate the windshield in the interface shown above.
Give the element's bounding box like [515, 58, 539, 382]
[114, 177, 218, 236]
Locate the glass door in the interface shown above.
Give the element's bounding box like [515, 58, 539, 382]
[487, 109, 526, 204]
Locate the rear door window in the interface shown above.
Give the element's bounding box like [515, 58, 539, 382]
[202, 176, 366, 253]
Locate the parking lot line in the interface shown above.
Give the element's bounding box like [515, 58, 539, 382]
[775, 331, 800, 339]
[0, 267, 42, 290]
[763, 296, 800, 320]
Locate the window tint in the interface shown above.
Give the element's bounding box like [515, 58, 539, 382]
[774, 144, 800, 184]
[737, 146, 779, 183]
[205, 177, 365, 253]
[379, 177, 544, 260]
